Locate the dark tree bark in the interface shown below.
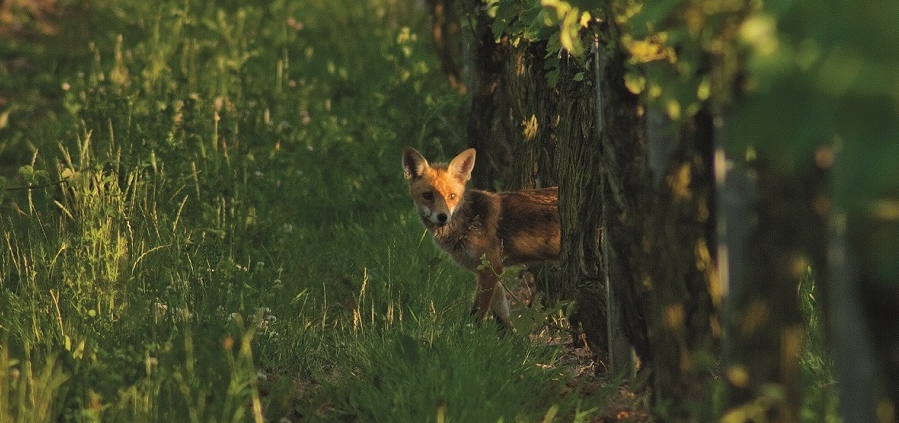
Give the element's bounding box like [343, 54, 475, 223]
[720, 157, 829, 422]
[592, 38, 652, 364]
[639, 108, 719, 417]
[465, 0, 512, 190]
[553, 55, 609, 356]
[426, 0, 465, 93]
[831, 205, 899, 423]
[503, 41, 558, 190]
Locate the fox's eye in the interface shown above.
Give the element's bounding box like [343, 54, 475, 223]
[449, 193, 456, 200]
[422, 192, 434, 201]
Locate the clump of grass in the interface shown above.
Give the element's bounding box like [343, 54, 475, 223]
[797, 271, 840, 422]
[0, 344, 70, 423]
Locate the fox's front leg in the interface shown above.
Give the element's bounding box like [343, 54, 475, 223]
[472, 264, 512, 330]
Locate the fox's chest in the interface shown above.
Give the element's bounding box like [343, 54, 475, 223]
[431, 222, 491, 271]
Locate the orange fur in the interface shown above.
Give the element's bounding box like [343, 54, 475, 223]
[402, 147, 560, 329]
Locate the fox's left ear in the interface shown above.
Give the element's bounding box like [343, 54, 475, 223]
[402, 147, 429, 180]
[448, 148, 476, 182]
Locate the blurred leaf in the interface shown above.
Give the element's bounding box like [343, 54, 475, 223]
[624, 71, 646, 94]
[18, 165, 35, 182]
[726, 0, 899, 215]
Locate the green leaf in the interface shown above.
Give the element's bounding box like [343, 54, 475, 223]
[18, 165, 35, 182]
[60, 168, 76, 181]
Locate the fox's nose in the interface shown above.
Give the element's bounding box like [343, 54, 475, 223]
[436, 213, 448, 224]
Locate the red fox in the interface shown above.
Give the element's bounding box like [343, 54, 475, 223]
[402, 147, 560, 329]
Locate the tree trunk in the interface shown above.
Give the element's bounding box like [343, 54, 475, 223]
[426, 0, 466, 93]
[591, 25, 721, 413]
[503, 41, 557, 190]
[593, 37, 652, 365]
[553, 54, 609, 356]
[465, 0, 512, 190]
[831, 207, 899, 422]
[720, 158, 829, 422]
[640, 108, 719, 417]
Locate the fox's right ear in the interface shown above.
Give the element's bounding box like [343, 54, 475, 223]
[402, 147, 428, 180]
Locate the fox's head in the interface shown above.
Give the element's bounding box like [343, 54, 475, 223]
[402, 147, 475, 227]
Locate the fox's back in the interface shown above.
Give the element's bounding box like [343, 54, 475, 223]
[495, 187, 560, 264]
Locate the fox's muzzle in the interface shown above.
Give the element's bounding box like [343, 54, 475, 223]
[416, 203, 452, 226]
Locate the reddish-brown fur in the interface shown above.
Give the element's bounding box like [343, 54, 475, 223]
[402, 147, 560, 329]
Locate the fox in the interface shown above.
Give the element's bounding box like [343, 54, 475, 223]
[402, 147, 560, 330]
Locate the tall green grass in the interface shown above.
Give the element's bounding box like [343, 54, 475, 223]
[0, 1, 613, 422]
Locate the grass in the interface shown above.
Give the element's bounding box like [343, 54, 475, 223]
[798, 271, 840, 423]
[0, 0, 839, 422]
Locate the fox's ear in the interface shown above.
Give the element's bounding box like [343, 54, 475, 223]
[402, 147, 429, 180]
[448, 148, 476, 182]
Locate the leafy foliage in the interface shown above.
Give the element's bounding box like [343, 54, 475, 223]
[493, 0, 898, 216]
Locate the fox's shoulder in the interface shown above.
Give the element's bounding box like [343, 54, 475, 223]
[462, 188, 500, 216]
